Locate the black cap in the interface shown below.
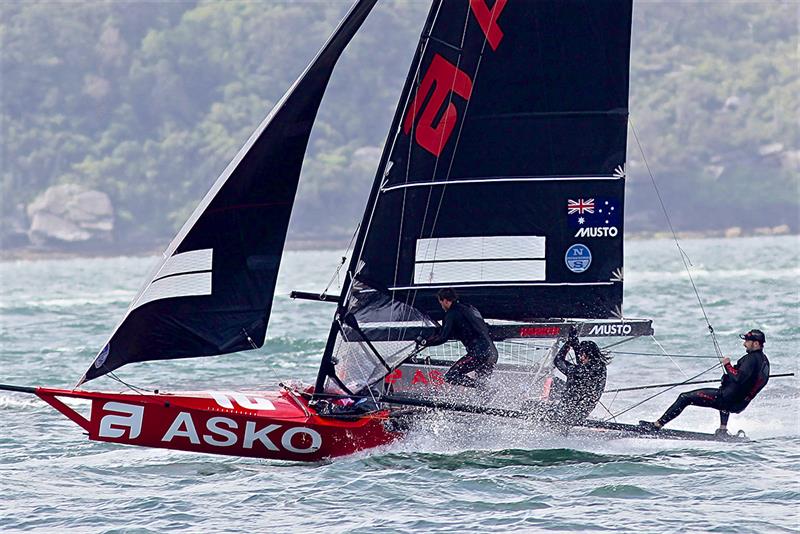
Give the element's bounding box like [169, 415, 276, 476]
[739, 329, 765, 343]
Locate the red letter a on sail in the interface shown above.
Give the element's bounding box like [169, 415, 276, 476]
[402, 54, 473, 157]
[469, 0, 508, 51]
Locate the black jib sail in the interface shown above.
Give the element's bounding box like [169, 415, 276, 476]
[317, 0, 633, 395]
[79, 0, 377, 384]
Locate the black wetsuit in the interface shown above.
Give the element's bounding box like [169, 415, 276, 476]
[549, 342, 607, 426]
[657, 349, 770, 427]
[425, 301, 498, 388]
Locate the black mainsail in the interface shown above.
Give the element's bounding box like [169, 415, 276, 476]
[317, 0, 634, 395]
[80, 0, 377, 384]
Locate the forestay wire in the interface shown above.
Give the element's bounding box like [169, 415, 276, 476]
[629, 119, 726, 365]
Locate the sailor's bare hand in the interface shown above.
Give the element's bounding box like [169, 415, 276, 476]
[722, 357, 731, 365]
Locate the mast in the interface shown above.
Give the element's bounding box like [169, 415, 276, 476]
[314, 0, 443, 395]
[315, 0, 634, 396]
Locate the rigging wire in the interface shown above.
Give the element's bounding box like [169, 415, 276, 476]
[602, 362, 722, 421]
[321, 224, 360, 298]
[606, 390, 621, 419]
[600, 337, 638, 351]
[106, 371, 150, 395]
[596, 399, 617, 422]
[630, 119, 726, 365]
[606, 350, 718, 359]
[242, 327, 285, 390]
[401, 3, 474, 319]
[504, 338, 719, 359]
[423, 6, 492, 269]
[389, 3, 472, 351]
[99, 327, 283, 396]
[382, 1, 446, 346]
[339, 323, 380, 407]
[650, 334, 690, 380]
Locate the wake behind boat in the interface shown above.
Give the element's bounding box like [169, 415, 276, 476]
[2, 0, 783, 461]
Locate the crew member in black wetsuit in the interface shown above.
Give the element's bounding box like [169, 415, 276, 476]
[547, 328, 611, 427]
[641, 329, 770, 435]
[417, 288, 498, 388]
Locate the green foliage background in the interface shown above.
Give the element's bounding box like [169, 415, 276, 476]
[1, 1, 797, 248]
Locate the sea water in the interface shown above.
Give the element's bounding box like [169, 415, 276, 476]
[1, 236, 798, 532]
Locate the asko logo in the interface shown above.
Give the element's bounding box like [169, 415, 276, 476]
[588, 324, 632, 336]
[402, 0, 508, 156]
[98, 401, 144, 439]
[96, 401, 322, 454]
[160, 412, 322, 454]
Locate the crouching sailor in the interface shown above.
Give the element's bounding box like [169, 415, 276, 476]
[416, 288, 498, 389]
[641, 329, 770, 435]
[546, 328, 611, 428]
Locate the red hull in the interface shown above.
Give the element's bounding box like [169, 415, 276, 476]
[36, 386, 401, 462]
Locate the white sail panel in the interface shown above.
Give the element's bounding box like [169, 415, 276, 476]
[133, 273, 212, 311]
[414, 259, 546, 284]
[415, 236, 546, 262]
[152, 248, 213, 280]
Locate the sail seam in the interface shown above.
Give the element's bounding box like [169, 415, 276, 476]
[152, 269, 213, 283]
[414, 257, 545, 264]
[470, 109, 629, 120]
[381, 175, 620, 193]
[389, 282, 615, 290]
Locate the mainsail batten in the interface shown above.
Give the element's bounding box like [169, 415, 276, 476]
[80, 0, 378, 384]
[317, 0, 634, 395]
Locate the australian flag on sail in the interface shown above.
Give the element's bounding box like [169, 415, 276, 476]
[568, 197, 621, 237]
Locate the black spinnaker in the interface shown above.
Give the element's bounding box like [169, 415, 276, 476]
[80, 0, 378, 384]
[316, 0, 634, 396]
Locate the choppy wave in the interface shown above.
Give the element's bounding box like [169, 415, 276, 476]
[1, 238, 798, 533]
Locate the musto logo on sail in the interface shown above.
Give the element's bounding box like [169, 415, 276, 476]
[567, 197, 619, 238]
[575, 226, 618, 238]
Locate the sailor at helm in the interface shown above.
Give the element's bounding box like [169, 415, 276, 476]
[416, 288, 498, 389]
[546, 327, 611, 427]
[641, 329, 770, 436]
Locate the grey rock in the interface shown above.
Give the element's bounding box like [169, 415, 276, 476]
[27, 184, 114, 247]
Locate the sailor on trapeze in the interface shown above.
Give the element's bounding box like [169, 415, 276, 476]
[544, 326, 611, 428]
[416, 288, 498, 388]
[641, 329, 770, 435]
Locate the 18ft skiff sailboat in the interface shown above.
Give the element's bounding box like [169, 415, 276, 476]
[1, 0, 749, 462]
